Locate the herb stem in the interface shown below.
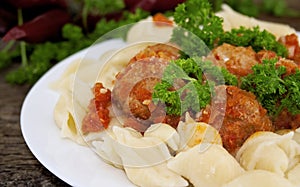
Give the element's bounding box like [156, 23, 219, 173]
[17, 8, 27, 67]
[82, 0, 90, 33]
[2, 40, 15, 53]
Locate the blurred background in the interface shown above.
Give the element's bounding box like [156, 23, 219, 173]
[0, 0, 299, 85]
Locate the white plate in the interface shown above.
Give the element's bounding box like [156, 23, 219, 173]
[20, 38, 136, 187]
[20, 32, 300, 187]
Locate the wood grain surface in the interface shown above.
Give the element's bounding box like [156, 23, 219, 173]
[0, 66, 68, 186]
[1, 15, 300, 187]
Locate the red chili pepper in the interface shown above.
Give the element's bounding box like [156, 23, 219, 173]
[0, 8, 17, 35]
[3, 0, 67, 9]
[2, 9, 70, 43]
[124, 0, 186, 13]
[124, 0, 156, 12]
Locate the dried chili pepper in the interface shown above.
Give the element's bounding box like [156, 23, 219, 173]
[2, 9, 70, 43]
[124, 0, 186, 13]
[3, 0, 67, 9]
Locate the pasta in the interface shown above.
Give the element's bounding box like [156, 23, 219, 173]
[167, 143, 244, 187]
[126, 16, 174, 44]
[293, 127, 300, 144]
[222, 170, 295, 187]
[177, 113, 222, 151]
[92, 125, 188, 187]
[287, 163, 300, 186]
[124, 163, 188, 187]
[236, 131, 300, 177]
[144, 123, 180, 152]
[52, 59, 94, 145]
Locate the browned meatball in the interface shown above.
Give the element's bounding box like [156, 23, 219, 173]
[129, 77, 161, 120]
[198, 85, 274, 155]
[112, 44, 180, 132]
[276, 58, 299, 77]
[128, 43, 180, 65]
[273, 109, 300, 130]
[205, 43, 259, 78]
[256, 50, 277, 63]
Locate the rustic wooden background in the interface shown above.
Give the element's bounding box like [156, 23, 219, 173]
[1, 1, 300, 186]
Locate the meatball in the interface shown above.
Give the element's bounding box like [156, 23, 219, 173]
[273, 109, 300, 130]
[276, 58, 299, 77]
[128, 43, 180, 65]
[198, 85, 274, 155]
[256, 50, 277, 63]
[112, 44, 180, 132]
[129, 77, 161, 120]
[206, 43, 259, 78]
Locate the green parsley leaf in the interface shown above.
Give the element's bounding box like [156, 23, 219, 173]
[172, 0, 223, 50]
[281, 70, 300, 115]
[172, 0, 288, 57]
[152, 57, 237, 115]
[241, 58, 300, 117]
[219, 26, 288, 57]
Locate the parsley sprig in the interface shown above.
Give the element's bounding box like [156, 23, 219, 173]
[172, 0, 288, 57]
[152, 58, 237, 116]
[241, 58, 300, 117]
[173, 0, 223, 50]
[219, 26, 288, 57]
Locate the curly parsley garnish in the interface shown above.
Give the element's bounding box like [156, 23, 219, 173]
[219, 26, 288, 57]
[172, 0, 223, 51]
[172, 0, 288, 57]
[241, 58, 300, 117]
[152, 58, 237, 116]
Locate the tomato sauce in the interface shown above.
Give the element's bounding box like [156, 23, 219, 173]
[279, 33, 300, 65]
[82, 83, 111, 134]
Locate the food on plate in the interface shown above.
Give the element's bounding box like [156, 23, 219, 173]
[52, 0, 300, 186]
[279, 33, 300, 63]
[111, 44, 180, 132]
[124, 162, 188, 187]
[222, 170, 295, 187]
[177, 113, 222, 150]
[236, 131, 300, 177]
[127, 14, 174, 44]
[167, 143, 244, 187]
[205, 43, 259, 78]
[92, 125, 189, 187]
[198, 85, 274, 155]
[52, 59, 95, 144]
[287, 163, 300, 186]
[82, 82, 111, 133]
[294, 127, 300, 144]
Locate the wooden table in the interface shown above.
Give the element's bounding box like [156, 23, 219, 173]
[1, 17, 300, 186]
